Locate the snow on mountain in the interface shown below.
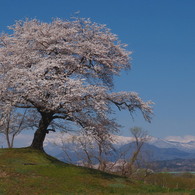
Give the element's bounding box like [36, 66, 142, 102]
[36, 132, 195, 161]
[147, 137, 176, 148]
[109, 135, 195, 153]
[164, 136, 195, 152]
[111, 134, 134, 146]
[44, 133, 195, 154]
[165, 135, 195, 143]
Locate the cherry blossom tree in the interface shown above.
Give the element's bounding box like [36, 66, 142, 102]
[0, 18, 153, 151]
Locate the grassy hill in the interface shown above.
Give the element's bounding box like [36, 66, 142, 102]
[0, 148, 194, 195]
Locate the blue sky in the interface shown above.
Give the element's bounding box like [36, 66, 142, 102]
[1, 0, 195, 138]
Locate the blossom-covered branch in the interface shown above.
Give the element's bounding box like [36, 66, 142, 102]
[0, 18, 153, 150]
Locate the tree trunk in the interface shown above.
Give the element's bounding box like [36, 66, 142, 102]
[5, 129, 11, 148]
[30, 112, 53, 151]
[5, 113, 12, 148]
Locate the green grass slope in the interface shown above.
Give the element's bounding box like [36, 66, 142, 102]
[0, 148, 193, 195]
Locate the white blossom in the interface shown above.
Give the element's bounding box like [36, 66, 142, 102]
[0, 18, 153, 150]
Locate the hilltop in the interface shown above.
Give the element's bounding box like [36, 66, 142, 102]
[0, 148, 195, 195]
[0, 148, 158, 195]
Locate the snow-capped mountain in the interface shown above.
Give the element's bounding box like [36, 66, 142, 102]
[43, 133, 195, 162]
[149, 136, 195, 153]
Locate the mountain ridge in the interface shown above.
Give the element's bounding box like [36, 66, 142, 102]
[44, 133, 195, 162]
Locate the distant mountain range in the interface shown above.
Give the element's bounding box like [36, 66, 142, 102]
[44, 134, 195, 162]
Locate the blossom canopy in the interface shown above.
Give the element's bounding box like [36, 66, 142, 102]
[0, 18, 153, 150]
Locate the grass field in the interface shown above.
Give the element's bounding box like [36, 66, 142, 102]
[0, 148, 194, 195]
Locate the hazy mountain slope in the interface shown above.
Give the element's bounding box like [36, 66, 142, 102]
[44, 134, 195, 162]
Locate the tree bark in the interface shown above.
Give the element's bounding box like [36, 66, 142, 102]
[5, 129, 11, 148]
[30, 112, 53, 151]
